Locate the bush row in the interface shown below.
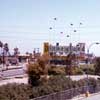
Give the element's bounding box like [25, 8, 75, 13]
[0, 75, 100, 100]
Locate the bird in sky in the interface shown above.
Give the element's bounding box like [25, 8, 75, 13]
[70, 23, 73, 26]
[54, 17, 57, 20]
[74, 30, 77, 32]
[66, 35, 70, 37]
[49, 27, 52, 30]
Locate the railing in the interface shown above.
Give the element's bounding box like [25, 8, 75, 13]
[32, 85, 100, 100]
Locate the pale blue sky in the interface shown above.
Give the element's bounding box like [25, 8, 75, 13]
[0, 0, 100, 56]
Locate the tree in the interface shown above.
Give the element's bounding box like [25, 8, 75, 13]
[94, 57, 100, 75]
[0, 41, 3, 48]
[65, 53, 77, 75]
[0, 41, 3, 56]
[3, 43, 10, 67]
[13, 47, 20, 65]
[14, 47, 19, 56]
[27, 54, 50, 86]
[3, 43, 10, 56]
[0, 41, 3, 64]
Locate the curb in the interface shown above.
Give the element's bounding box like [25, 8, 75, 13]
[0, 74, 27, 81]
[0, 66, 23, 71]
[1, 67, 23, 71]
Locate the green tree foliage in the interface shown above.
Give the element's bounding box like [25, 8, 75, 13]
[13, 47, 20, 56]
[27, 54, 50, 86]
[73, 67, 84, 75]
[48, 66, 66, 75]
[94, 57, 100, 75]
[65, 53, 77, 75]
[0, 41, 3, 48]
[27, 62, 42, 86]
[48, 75, 73, 91]
[0, 83, 32, 100]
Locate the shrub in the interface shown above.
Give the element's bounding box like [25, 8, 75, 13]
[0, 76, 100, 99]
[94, 57, 100, 75]
[74, 67, 84, 75]
[80, 66, 95, 75]
[27, 63, 41, 86]
[48, 75, 73, 91]
[48, 66, 66, 75]
[0, 83, 32, 100]
[27, 57, 48, 86]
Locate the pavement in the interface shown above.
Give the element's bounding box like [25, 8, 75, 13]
[0, 63, 28, 86]
[67, 75, 100, 81]
[82, 93, 100, 100]
[72, 94, 86, 100]
[0, 63, 24, 71]
[0, 63, 28, 76]
[0, 75, 28, 86]
[72, 92, 100, 100]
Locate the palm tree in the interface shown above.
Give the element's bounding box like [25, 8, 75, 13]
[0, 41, 3, 47]
[13, 47, 20, 65]
[3, 43, 10, 68]
[0, 41, 3, 55]
[3, 43, 10, 56]
[14, 47, 19, 56]
[0, 41, 3, 64]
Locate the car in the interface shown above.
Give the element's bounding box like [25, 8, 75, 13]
[9, 58, 18, 65]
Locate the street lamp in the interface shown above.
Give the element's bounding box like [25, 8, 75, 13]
[86, 42, 100, 96]
[87, 42, 100, 56]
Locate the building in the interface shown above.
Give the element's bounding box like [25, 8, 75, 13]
[44, 42, 85, 56]
[43, 42, 86, 65]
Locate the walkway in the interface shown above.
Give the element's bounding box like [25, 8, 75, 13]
[0, 77, 28, 86]
[70, 75, 99, 81]
[72, 92, 100, 100]
[81, 92, 100, 100]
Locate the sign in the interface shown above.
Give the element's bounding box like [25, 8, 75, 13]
[44, 42, 49, 54]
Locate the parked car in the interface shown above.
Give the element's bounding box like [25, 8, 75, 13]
[9, 58, 18, 65]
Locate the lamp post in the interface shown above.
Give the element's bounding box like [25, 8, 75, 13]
[86, 42, 100, 97]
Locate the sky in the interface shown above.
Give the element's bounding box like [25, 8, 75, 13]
[0, 0, 100, 56]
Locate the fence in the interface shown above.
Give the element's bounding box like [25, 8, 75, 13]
[32, 85, 100, 100]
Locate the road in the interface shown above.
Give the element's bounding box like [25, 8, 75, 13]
[0, 68, 25, 77]
[0, 64, 27, 86]
[0, 64, 27, 78]
[0, 67, 99, 81]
